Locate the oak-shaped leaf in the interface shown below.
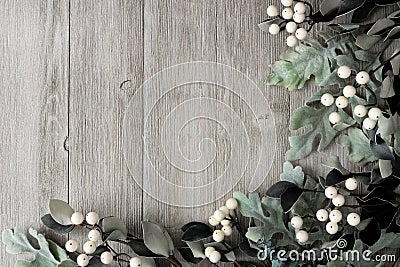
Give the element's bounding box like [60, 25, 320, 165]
[266, 33, 357, 90]
[2, 228, 74, 267]
[142, 221, 174, 257]
[41, 214, 75, 235]
[266, 181, 299, 198]
[181, 223, 212, 242]
[337, 128, 377, 165]
[49, 199, 74, 226]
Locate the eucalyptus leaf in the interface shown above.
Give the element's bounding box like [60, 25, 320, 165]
[128, 239, 162, 258]
[367, 18, 395, 36]
[142, 221, 174, 257]
[100, 217, 128, 237]
[41, 214, 75, 235]
[49, 199, 74, 226]
[186, 241, 206, 259]
[178, 247, 203, 264]
[181, 223, 212, 242]
[2, 228, 72, 267]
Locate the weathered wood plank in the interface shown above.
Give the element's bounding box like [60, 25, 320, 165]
[0, 0, 69, 266]
[69, 0, 144, 239]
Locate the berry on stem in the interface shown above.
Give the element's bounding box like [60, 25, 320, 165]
[293, 13, 306, 23]
[267, 5, 279, 17]
[88, 229, 101, 242]
[213, 230, 225, 242]
[65, 240, 79, 253]
[295, 28, 307, 40]
[354, 105, 367, 117]
[326, 222, 339, 235]
[316, 209, 329, 222]
[222, 225, 233, 236]
[83, 241, 97, 254]
[290, 216, 303, 229]
[335, 96, 348, 108]
[325, 187, 337, 199]
[321, 93, 334, 106]
[205, 247, 216, 258]
[269, 24, 280, 35]
[214, 210, 226, 222]
[294, 2, 306, 13]
[100, 251, 114, 264]
[356, 71, 370, 84]
[332, 194, 345, 207]
[296, 230, 309, 243]
[282, 8, 294, 20]
[347, 213, 361, 226]
[329, 210, 343, 223]
[286, 21, 297, 33]
[343, 85, 356, 98]
[77, 254, 89, 267]
[209, 251, 222, 263]
[345, 178, 358, 191]
[287, 35, 298, 47]
[281, 0, 293, 7]
[71, 212, 84, 225]
[226, 198, 238, 210]
[130, 257, 142, 267]
[337, 66, 351, 79]
[368, 107, 382, 121]
[329, 112, 341, 125]
[209, 215, 219, 226]
[363, 117, 377, 130]
[86, 212, 99, 225]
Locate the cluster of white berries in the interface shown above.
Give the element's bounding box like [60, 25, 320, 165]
[266, 0, 309, 47]
[321, 66, 382, 130]
[204, 247, 222, 264]
[292, 178, 361, 242]
[207, 198, 238, 263]
[65, 211, 142, 267]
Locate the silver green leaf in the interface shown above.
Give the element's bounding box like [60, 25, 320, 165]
[337, 128, 377, 165]
[49, 199, 74, 226]
[2, 228, 75, 267]
[142, 221, 174, 257]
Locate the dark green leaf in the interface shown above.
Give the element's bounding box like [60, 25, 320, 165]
[266, 181, 299, 198]
[181, 224, 212, 242]
[41, 214, 75, 235]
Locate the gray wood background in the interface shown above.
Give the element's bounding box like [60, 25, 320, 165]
[0, 0, 392, 266]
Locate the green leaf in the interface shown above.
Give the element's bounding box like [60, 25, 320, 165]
[100, 217, 128, 237]
[337, 128, 377, 165]
[49, 199, 74, 226]
[279, 162, 305, 187]
[186, 241, 206, 259]
[142, 221, 174, 257]
[286, 105, 337, 161]
[2, 228, 74, 267]
[266, 33, 357, 90]
[233, 192, 267, 223]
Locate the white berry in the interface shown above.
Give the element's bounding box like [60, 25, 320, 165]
[213, 230, 225, 242]
[316, 209, 329, 222]
[368, 107, 382, 121]
[225, 198, 238, 210]
[281, 0, 293, 6]
[88, 229, 101, 242]
[65, 240, 79, 252]
[329, 112, 342, 124]
[209, 251, 222, 263]
[222, 225, 233, 236]
[293, 13, 306, 23]
[345, 178, 358, 191]
[86, 212, 99, 225]
[214, 210, 226, 222]
[326, 222, 339, 235]
[287, 35, 298, 47]
[290, 216, 303, 229]
[338, 66, 351, 79]
[332, 194, 345, 207]
[71, 212, 84, 225]
[335, 96, 348, 108]
[295, 28, 307, 40]
[267, 5, 279, 17]
[354, 105, 367, 117]
[325, 187, 338, 199]
[343, 85, 356, 98]
[296, 230, 309, 243]
[205, 247, 216, 258]
[219, 206, 230, 216]
[77, 254, 89, 267]
[221, 219, 231, 226]
[329, 210, 343, 223]
[363, 117, 377, 130]
[282, 8, 294, 20]
[347, 213, 361, 226]
[100, 251, 114, 264]
[83, 240, 97, 254]
[269, 24, 280, 35]
[356, 71, 370, 84]
[209, 215, 220, 226]
[130, 257, 142, 267]
[321, 93, 335, 106]
[294, 2, 306, 13]
[286, 21, 297, 33]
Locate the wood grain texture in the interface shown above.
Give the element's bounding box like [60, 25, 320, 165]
[0, 0, 69, 266]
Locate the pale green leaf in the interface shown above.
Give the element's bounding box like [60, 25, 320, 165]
[2, 228, 73, 267]
[279, 161, 305, 187]
[49, 199, 74, 226]
[336, 128, 377, 165]
[142, 221, 174, 257]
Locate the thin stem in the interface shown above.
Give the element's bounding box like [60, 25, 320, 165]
[166, 255, 182, 267]
[371, 49, 400, 74]
[234, 260, 242, 267]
